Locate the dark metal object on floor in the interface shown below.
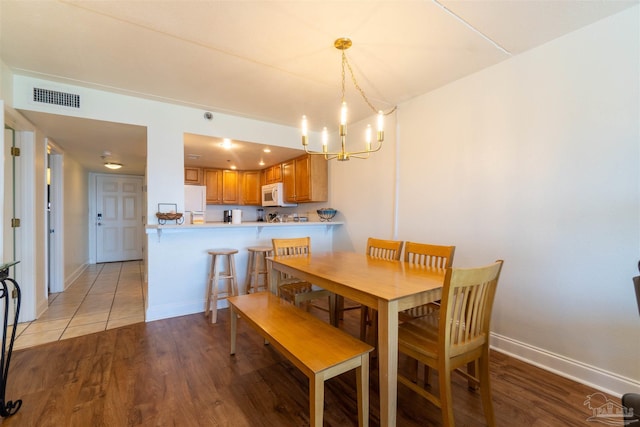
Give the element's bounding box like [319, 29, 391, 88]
[0, 261, 21, 417]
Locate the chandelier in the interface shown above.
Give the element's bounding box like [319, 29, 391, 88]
[301, 38, 396, 161]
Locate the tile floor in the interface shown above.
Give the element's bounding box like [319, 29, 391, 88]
[11, 260, 145, 351]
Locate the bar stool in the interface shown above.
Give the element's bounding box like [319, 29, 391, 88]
[245, 246, 273, 294]
[205, 248, 239, 324]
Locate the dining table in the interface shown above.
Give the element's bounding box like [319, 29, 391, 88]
[268, 251, 446, 427]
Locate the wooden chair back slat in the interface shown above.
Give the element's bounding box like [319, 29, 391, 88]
[366, 238, 404, 261]
[404, 242, 455, 269]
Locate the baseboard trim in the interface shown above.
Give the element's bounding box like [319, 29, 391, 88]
[146, 301, 204, 322]
[146, 300, 231, 322]
[491, 332, 640, 397]
[64, 262, 88, 290]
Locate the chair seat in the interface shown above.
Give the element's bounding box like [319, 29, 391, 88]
[399, 302, 440, 322]
[398, 314, 440, 357]
[279, 281, 313, 300]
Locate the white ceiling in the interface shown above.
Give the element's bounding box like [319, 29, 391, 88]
[2, 0, 637, 174]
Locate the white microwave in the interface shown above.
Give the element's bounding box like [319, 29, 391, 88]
[261, 183, 297, 207]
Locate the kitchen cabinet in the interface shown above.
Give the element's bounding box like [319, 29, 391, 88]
[241, 170, 262, 205]
[222, 170, 239, 204]
[264, 164, 282, 184]
[204, 169, 223, 204]
[204, 169, 261, 205]
[184, 167, 203, 185]
[282, 154, 328, 203]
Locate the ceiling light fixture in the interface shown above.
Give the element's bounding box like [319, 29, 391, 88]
[220, 138, 232, 149]
[302, 38, 396, 161]
[104, 162, 123, 170]
[100, 150, 123, 170]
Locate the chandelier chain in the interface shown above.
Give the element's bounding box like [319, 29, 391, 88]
[342, 50, 397, 116]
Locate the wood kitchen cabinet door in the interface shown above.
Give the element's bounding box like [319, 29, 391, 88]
[184, 167, 203, 185]
[204, 169, 223, 204]
[282, 155, 328, 203]
[265, 164, 282, 184]
[294, 155, 312, 201]
[241, 170, 262, 205]
[222, 170, 239, 204]
[282, 160, 296, 202]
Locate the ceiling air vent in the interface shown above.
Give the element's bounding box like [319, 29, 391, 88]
[33, 87, 80, 108]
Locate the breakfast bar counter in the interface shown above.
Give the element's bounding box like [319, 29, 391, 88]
[144, 221, 343, 321]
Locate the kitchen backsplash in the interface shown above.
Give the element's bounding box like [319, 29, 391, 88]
[204, 202, 334, 223]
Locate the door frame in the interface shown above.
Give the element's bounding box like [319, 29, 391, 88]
[47, 140, 64, 293]
[3, 110, 38, 322]
[89, 172, 144, 264]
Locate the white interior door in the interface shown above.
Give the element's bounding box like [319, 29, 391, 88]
[96, 175, 143, 263]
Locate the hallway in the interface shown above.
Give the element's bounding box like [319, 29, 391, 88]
[12, 260, 145, 351]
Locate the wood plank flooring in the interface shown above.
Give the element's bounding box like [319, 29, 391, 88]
[1, 304, 618, 426]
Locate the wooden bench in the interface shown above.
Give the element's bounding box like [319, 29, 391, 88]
[228, 292, 373, 427]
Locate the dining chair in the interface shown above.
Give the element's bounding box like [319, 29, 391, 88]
[359, 237, 404, 343]
[397, 260, 504, 427]
[271, 237, 336, 324]
[400, 242, 456, 320]
[399, 242, 456, 383]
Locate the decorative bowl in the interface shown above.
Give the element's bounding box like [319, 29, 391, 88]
[317, 208, 337, 222]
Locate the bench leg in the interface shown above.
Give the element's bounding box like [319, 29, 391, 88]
[357, 354, 370, 427]
[230, 306, 237, 355]
[310, 374, 324, 427]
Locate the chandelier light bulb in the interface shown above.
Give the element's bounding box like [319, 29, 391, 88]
[340, 102, 347, 126]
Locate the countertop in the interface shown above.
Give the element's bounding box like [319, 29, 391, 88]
[146, 220, 343, 232]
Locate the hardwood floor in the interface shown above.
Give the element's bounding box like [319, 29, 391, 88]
[2, 304, 617, 426]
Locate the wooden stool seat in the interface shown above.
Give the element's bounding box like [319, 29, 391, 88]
[206, 248, 239, 323]
[245, 246, 273, 294]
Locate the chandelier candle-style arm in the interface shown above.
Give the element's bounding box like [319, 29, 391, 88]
[300, 38, 394, 161]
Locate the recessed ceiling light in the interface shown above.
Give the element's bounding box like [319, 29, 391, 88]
[230, 165, 237, 170]
[259, 160, 265, 166]
[220, 138, 232, 149]
[104, 162, 123, 170]
[263, 148, 271, 153]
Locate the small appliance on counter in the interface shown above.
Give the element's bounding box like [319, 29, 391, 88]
[223, 209, 233, 223]
[256, 208, 265, 222]
[191, 211, 205, 224]
[232, 209, 242, 224]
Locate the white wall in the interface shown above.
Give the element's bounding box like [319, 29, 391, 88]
[62, 153, 89, 287]
[330, 112, 399, 253]
[9, 74, 308, 327]
[393, 7, 639, 395]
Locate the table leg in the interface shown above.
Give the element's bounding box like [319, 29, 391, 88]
[230, 306, 237, 355]
[268, 259, 277, 294]
[377, 299, 398, 427]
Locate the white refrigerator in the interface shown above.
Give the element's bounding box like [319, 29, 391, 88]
[184, 185, 206, 223]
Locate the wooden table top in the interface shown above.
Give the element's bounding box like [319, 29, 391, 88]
[270, 251, 445, 303]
